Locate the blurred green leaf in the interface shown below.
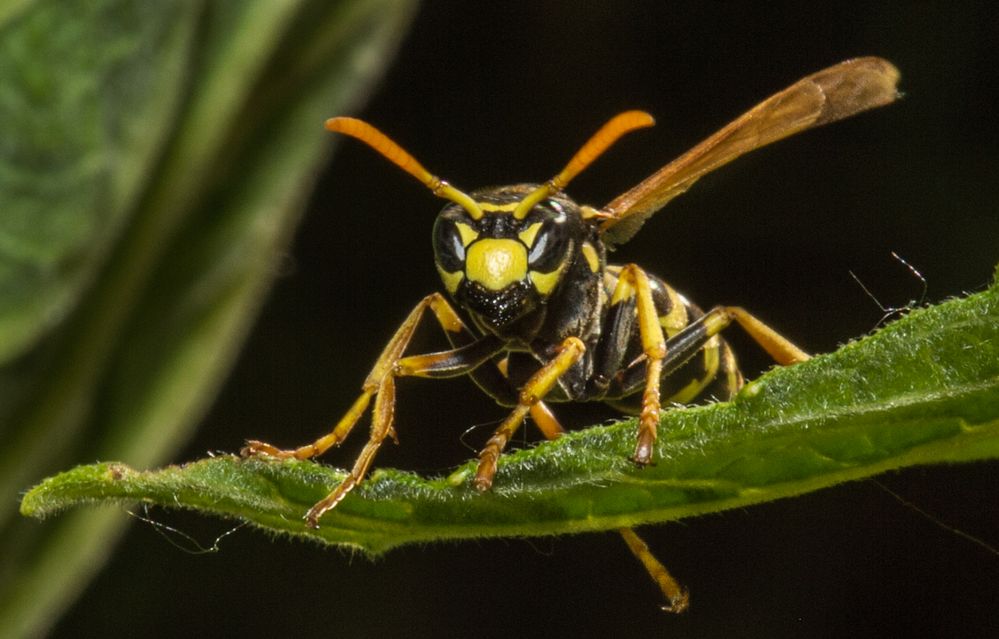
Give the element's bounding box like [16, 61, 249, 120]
[23, 270, 999, 553]
[0, 1, 416, 637]
[0, 1, 192, 364]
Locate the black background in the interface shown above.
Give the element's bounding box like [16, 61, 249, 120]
[56, 2, 998, 637]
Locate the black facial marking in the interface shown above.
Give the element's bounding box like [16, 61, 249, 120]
[457, 280, 537, 328]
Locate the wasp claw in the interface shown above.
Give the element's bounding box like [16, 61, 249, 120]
[241, 440, 270, 457]
[632, 431, 655, 465]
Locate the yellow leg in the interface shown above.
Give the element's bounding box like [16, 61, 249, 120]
[303, 375, 397, 527]
[693, 306, 810, 367]
[243, 293, 500, 527]
[724, 306, 810, 365]
[607, 264, 669, 465]
[241, 391, 373, 460]
[618, 527, 690, 613]
[472, 337, 586, 491]
[529, 401, 689, 612]
[529, 401, 566, 440]
[243, 293, 466, 461]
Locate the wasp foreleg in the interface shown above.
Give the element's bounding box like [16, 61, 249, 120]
[242, 293, 505, 527]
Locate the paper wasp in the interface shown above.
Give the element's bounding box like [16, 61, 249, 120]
[243, 57, 899, 610]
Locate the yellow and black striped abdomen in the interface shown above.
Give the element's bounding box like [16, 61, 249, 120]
[601, 265, 743, 411]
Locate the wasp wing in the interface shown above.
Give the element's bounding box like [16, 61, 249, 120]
[599, 57, 900, 245]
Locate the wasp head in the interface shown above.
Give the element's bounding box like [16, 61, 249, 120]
[432, 185, 588, 332]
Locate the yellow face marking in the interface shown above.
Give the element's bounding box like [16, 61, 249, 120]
[529, 268, 560, 295]
[529, 252, 572, 295]
[455, 222, 478, 247]
[465, 239, 528, 291]
[580, 242, 600, 272]
[518, 222, 543, 249]
[478, 201, 520, 212]
[435, 264, 464, 294]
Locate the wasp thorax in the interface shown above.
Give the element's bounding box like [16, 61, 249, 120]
[431, 186, 583, 330]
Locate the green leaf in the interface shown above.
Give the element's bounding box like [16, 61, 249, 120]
[0, 1, 416, 637]
[22, 270, 999, 554]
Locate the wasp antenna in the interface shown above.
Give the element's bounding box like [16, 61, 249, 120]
[558, 111, 656, 187]
[325, 117, 483, 219]
[513, 111, 655, 219]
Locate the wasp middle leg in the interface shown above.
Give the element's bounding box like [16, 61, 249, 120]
[514, 396, 691, 612]
[590, 264, 672, 465]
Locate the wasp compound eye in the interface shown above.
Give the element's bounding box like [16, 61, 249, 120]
[432, 216, 467, 273]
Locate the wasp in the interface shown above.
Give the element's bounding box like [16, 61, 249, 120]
[244, 57, 899, 610]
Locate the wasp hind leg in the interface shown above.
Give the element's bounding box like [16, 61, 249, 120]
[242, 293, 508, 527]
[618, 527, 690, 613]
[723, 306, 810, 365]
[524, 399, 691, 612]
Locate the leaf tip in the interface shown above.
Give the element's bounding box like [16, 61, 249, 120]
[19, 461, 138, 519]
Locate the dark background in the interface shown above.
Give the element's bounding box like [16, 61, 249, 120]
[56, 2, 998, 637]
